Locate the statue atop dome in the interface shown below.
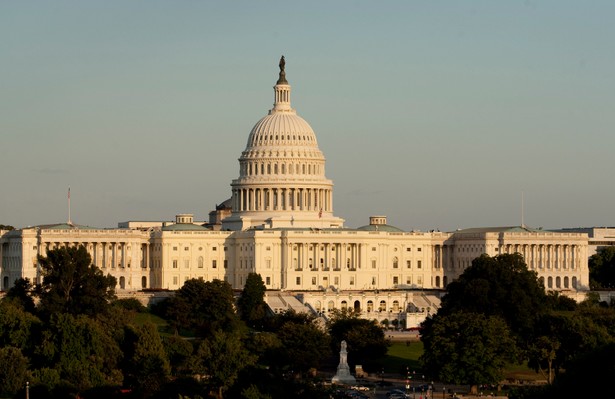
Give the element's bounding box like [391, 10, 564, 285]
[277, 55, 288, 84]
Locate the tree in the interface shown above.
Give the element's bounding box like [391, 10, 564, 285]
[160, 278, 242, 338]
[421, 312, 517, 388]
[0, 346, 29, 396]
[33, 312, 123, 391]
[191, 330, 256, 399]
[122, 322, 171, 397]
[438, 253, 548, 339]
[0, 224, 14, 231]
[237, 273, 267, 329]
[589, 246, 615, 289]
[37, 246, 117, 317]
[0, 299, 40, 351]
[5, 277, 36, 313]
[328, 310, 388, 371]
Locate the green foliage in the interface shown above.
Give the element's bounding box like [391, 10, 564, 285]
[33, 312, 123, 391]
[275, 319, 330, 373]
[37, 246, 117, 318]
[164, 335, 194, 377]
[5, 277, 36, 313]
[158, 278, 242, 338]
[0, 224, 14, 231]
[0, 299, 41, 350]
[328, 310, 388, 371]
[440, 253, 548, 338]
[238, 273, 267, 329]
[421, 312, 517, 385]
[122, 322, 171, 397]
[589, 246, 615, 289]
[191, 330, 257, 399]
[0, 346, 29, 396]
[113, 297, 147, 312]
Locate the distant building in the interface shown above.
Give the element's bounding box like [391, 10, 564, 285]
[552, 227, 615, 256]
[0, 59, 591, 325]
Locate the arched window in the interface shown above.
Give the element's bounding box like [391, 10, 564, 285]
[119, 276, 126, 289]
[198, 256, 204, 268]
[274, 164, 278, 174]
[141, 276, 147, 289]
[548, 276, 553, 288]
[328, 301, 335, 312]
[564, 276, 569, 288]
[379, 300, 386, 312]
[281, 164, 286, 174]
[341, 300, 348, 310]
[267, 164, 271, 174]
[435, 276, 441, 287]
[572, 276, 577, 289]
[354, 300, 361, 312]
[315, 301, 321, 311]
[539, 276, 545, 287]
[392, 300, 400, 312]
[367, 300, 374, 312]
[556, 276, 561, 288]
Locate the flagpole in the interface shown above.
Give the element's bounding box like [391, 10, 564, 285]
[68, 187, 71, 225]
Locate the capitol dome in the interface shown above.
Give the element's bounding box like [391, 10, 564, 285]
[222, 57, 344, 231]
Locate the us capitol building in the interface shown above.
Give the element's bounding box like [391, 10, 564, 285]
[0, 58, 590, 325]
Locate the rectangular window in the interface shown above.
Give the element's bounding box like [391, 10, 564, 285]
[417, 276, 423, 285]
[393, 276, 399, 285]
[372, 247, 376, 251]
[334, 277, 339, 285]
[406, 248, 411, 252]
[266, 276, 271, 285]
[172, 260, 178, 269]
[406, 276, 412, 284]
[212, 247, 217, 251]
[266, 259, 271, 269]
[350, 277, 355, 285]
[173, 247, 178, 251]
[296, 277, 301, 285]
[266, 246, 271, 251]
[184, 247, 189, 251]
[372, 277, 376, 285]
[212, 260, 217, 268]
[407, 260, 411, 269]
[418, 260, 422, 269]
[173, 276, 178, 285]
[224, 259, 228, 269]
[372, 260, 377, 269]
[312, 277, 317, 285]
[417, 247, 422, 252]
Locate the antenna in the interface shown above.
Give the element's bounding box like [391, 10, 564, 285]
[68, 187, 72, 225]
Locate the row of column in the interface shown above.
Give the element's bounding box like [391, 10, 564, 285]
[242, 161, 321, 176]
[504, 243, 580, 270]
[233, 187, 332, 213]
[292, 243, 362, 271]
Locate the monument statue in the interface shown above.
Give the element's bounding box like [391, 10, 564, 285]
[276, 55, 288, 84]
[332, 340, 356, 384]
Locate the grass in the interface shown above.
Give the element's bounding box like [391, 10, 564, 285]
[133, 311, 173, 336]
[382, 341, 544, 382]
[382, 341, 424, 376]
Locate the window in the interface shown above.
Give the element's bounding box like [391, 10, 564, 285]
[393, 276, 399, 285]
[212, 247, 217, 251]
[173, 247, 178, 251]
[198, 257, 204, 268]
[417, 276, 423, 285]
[417, 260, 422, 269]
[417, 247, 422, 252]
[312, 277, 317, 285]
[372, 260, 377, 269]
[393, 257, 398, 268]
[266, 276, 271, 285]
[407, 260, 411, 269]
[266, 246, 271, 251]
[406, 276, 412, 284]
[379, 300, 386, 312]
[266, 259, 271, 268]
[224, 259, 228, 269]
[372, 277, 376, 285]
[172, 260, 178, 269]
[406, 248, 411, 252]
[350, 277, 355, 285]
[296, 277, 301, 285]
[212, 260, 217, 268]
[184, 247, 189, 251]
[372, 247, 376, 251]
[173, 276, 178, 285]
[334, 277, 339, 285]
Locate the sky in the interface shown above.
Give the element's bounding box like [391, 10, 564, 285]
[1, 1, 614, 232]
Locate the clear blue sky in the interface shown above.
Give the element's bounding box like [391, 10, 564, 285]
[2, 1, 614, 231]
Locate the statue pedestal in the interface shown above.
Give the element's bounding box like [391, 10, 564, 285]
[332, 340, 357, 385]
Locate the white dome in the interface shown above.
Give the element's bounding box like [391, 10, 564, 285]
[246, 112, 319, 150]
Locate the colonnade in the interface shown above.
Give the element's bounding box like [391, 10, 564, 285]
[291, 242, 362, 271]
[502, 243, 582, 270]
[233, 187, 332, 213]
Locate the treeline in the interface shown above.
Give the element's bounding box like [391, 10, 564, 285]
[420, 253, 615, 398]
[0, 246, 388, 399]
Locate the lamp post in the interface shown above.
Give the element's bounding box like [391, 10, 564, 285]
[443, 387, 446, 399]
[26, 382, 29, 399]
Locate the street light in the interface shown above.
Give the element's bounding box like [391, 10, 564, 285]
[443, 387, 446, 399]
